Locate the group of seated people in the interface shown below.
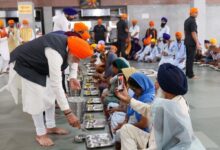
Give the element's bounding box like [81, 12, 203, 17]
[196, 38, 220, 70]
[133, 32, 186, 70]
[87, 42, 205, 150]
[130, 31, 220, 71]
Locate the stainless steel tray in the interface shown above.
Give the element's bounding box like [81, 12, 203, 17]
[83, 113, 95, 120]
[86, 104, 103, 112]
[87, 98, 101, 104]
[83, 119, 105, 129]
[83, 83, 96, 90]
[87, 69, 96, 73]
[84, 90, 99, 96]
[138, 69, 157, 76]
[85, 133, 114, 149]
[87, 72, 96, 76]
[85, 77, 97, 83]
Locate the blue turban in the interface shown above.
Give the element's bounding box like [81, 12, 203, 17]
[163, 33, 170, 40]
[157, 63, 188, 95]
[161, 17, 168, 22]
[63, 8, 78, 16]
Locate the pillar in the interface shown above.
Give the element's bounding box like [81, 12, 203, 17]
[43, 7, 53, 34]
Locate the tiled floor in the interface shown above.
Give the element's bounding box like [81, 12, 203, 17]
[0, 62, 219, 150]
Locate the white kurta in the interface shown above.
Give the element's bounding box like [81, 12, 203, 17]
[3, 48, 78, 115]
[129, 25, 140, 39]
[0, 36, 10, 72]
[158, 42, 175, 66]
[53, 13, 70, 32]
[158, 25, 170, 40]
[144, 46, 159, 62]
[171, 40, 186, 69]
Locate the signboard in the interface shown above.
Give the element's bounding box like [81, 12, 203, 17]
[18, 4, 33, 14]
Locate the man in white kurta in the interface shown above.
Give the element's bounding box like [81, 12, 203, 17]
[0, 20, 10, 73]
[53, 7, 78, 32]
[129, 19, 140, 40]
[172, 32, 186, 69]
[158, 33, 175, 66]
[1, 34, 93, 147]
[158, 17, 170, 40]
[143, 39, 159, 62]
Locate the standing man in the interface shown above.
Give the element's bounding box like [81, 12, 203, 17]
[7, 19, 20, 53]
[184, 8, 201, 79]
[0, 20, 9, 73]
[93, 19, 107, 43]
[117, 13, 129, 58]
[53, 7, 78, 32]
[19, 19, 35, 44]
[2, 34, 93, 146]
[158, 17, 170, 40]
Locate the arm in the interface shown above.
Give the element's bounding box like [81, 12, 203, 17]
[130, 98, 151, 117]
[133, 115, 148, 130]
[45, 48, 70, 111]
[190, 21, 200, 49]
[132, 26, 140, 38]
[191, 32, 200, 46]
[68, 55, 81, 90]
[45, 48, 80, 128]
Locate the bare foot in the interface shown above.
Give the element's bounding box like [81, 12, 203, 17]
[35, 134, 54, 147]
[47, 127, 69, 135]
[191, 76, 199, 79]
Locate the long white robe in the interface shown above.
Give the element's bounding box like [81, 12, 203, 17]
[1, 48, 78, 115]
[0, 35, 10, 72]
[124, 96, 206, 150]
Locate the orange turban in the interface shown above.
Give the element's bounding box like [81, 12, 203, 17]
[190, 7, 198, 14]
[120, 13, 128, 19]
[67, 36, 93, 59]
[175, 32, 182, 38]
[8, 19, 15, 25]
[22, 19, 29, 25]
[149, 21, 155, 27]
[0, 20, 4, 28]
[97, 44, 105, 52]
[143, 37, 151, 46]
[74, 22, 89, 32]
[132, 19, 138, 24]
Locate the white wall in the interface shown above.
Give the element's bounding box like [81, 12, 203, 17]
[127, 4, 220, 45]
[206, 4, 220, 43]
[127, 4, 190, 40]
